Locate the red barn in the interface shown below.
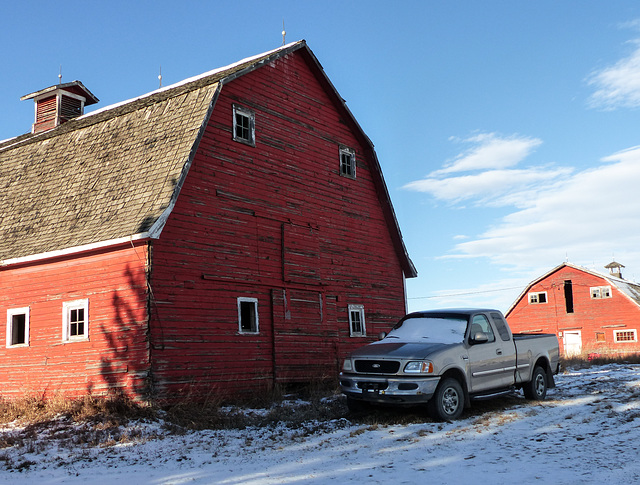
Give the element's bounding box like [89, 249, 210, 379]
[506, 262, 640, 358]
[0, 41, 416, 401]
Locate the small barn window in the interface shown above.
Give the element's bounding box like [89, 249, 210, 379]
[62, 299, 89, 342]
[348, 304, 366, 337]
[528, 292, 547, 304]
[233, 105, 255, 146]
[238, 297, 259, 334]
[590, 286, 612, 299]
[339, 146, 356, 178]
[595, 332, 606, 342]
[614, 329, 637, 343]
[6, 307, 29, 347]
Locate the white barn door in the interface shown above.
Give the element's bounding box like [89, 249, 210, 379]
[564, 330, 582, 357]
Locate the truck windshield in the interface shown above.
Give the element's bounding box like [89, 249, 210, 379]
[386, 316, 467, 344]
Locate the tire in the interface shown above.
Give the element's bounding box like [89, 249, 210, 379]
[523, 366, 548, 400]
[427, 378, 464, 421]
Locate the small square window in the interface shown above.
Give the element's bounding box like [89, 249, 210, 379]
[6, 307, 29, 347]
[339, 146, 356, 178]
[348, 304, 366, 337]
[590, 286, 611, 299]
[62, 299, 89, 341]
[528, 292, 547, 304]
[595, 332, 606, 342]
[238, 297, 259, 333]
[614, 329, 637, 343]
[233, 105, 255, 146]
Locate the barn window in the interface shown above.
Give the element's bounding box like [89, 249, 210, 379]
[238, 297, 259, 333]
[614, 329, 637, 343]
[62, 299, 89, 341]
[595, 332, 606, 342]
[528, 291, 547, 304]
[339, 146, 356, 178]
[348, 304, 366, 337]
[6, 307, 29, 347]
[590, 286, 612, 299]
[233, 105, 255, 146]
[563, 280, 574, 314]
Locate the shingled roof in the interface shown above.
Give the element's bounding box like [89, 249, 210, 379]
[0, 43, 305, 265]
[0, 40, 416, 276]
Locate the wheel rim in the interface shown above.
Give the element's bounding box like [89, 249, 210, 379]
[442, 387, 460, 415]
[534, 372, 546, 396]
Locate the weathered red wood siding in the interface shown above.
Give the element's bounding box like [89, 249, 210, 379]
[507, 265, 640, 357]
[149, 50, 408, 399]
[0, 244, 150, 398]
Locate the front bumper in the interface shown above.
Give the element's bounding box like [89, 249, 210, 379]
[339, 372, 440, 404]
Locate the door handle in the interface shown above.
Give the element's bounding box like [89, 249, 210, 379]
[496, 349, 502, 355]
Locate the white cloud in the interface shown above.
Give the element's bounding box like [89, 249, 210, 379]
[403, 132, 567, 207]
[588, 40, 640, 110]
[448, 146, 640, 276]
[403, 167, 572, 207]
[435, 133, 542, 174]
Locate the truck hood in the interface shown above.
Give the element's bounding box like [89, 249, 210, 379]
[349, 340, 459, 360]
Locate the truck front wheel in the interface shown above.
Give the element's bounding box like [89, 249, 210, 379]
[523, 366, 548, 400]
[427, 378, 464, 421]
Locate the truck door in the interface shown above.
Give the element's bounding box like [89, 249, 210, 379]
[466, 314, 516, 393]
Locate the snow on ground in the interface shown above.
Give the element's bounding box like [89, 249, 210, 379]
[2, 364, 640, 484]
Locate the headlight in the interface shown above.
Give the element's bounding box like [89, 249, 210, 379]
[404, 361, 434, 374]
[342, 359, 353, 371]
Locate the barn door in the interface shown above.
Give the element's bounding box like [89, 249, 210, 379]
[270, 288, 338, 383]
[564, 330, 582, 357]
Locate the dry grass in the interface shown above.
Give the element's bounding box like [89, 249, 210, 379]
[560, 352, 640, 370]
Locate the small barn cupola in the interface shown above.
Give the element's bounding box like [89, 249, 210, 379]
[605, 261, 625, 279]
[20, 81, 99, 134]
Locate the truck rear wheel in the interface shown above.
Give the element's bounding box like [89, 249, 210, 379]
[523, 366, 547, 400]
[427, 378, 464, 421]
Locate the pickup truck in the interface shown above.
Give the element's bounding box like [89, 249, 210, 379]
[339, 309, 560, 420]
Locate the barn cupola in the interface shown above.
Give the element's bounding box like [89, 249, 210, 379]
[20, 81, 99, 134]
[605, 261, 625, 279]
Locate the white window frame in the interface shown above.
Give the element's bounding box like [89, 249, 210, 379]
[614, 329, 637, 343]
[233, 104, 255, 146]
[62, 299, 89, 342]
[339, 146, 356, 179]
[6, 307, 30, 348]
[348, 304, 366, 337]
[237, 297, 259, 334]
[590, 286, 612, 299]
[528, 291, 547, 304]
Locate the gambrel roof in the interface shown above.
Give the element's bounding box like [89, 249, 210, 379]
[0, 41, 416, 277]
[506, 262, 640, 315]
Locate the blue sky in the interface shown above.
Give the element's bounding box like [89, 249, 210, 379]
[3, 1, 640, 313]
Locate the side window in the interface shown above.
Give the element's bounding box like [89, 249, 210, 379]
[339, 146, 356, 178]
[528, 291, 547, 304]
[233, 104, 255, 146]
[348, 304, 366, 337]
[490, 313, 511, 342]
[6, 307, 30, 347]
[591, 286, 612, 299]
[62, 299, 89, 341]
[614, 329, 637, 343]
[469, 314, 495, 343]
[238, 297, 259, 334]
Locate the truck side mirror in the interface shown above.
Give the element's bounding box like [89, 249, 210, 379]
[378, 331, 387, 340]
[471, 332, 489, 345]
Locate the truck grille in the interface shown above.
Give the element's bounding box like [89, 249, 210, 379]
[354, 360, 400, 374]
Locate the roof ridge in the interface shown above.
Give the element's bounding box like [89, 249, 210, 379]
[0, 40, 307, 153]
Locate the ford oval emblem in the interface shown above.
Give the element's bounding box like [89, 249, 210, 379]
[372, 363, 381, 369]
